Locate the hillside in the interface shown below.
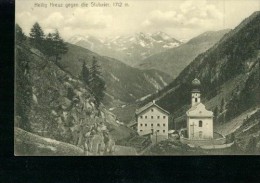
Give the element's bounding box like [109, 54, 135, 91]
[59, 43, 172, 109]
[117, 12, 260, 128]
[68, 32, 181, 66]
[15, 41, 134, 155]
[142, 11, 260, 130]
[138, 29, 230, 78]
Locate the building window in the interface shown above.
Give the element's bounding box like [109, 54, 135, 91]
[163, 116, 166, 119]
[157, 124, 160, 127]
[163, 124, 165, 127]
[145, 124, 147, 127]
[151, 116, 153, 119]
[157, 116, 160, 119]
[199, 131, 202, 138]
[199, 120, 203, 127]
[195, 98, 198, 102]
[157, 130, 159, 132]
[151, 124, 153, 127]
[145, 116, 147, 119]
[140, 124, 143, 127]
[163, 130, 165, 133]
[140, 116, 143, 119]
[140, 130, 143, 132]
[151, 109, 154, 112]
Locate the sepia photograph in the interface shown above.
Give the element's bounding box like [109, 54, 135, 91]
[14, 0, 260, 156]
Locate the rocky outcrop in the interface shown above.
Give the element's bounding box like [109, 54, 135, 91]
[15, 44, 133, 155]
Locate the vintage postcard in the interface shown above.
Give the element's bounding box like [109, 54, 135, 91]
[15, 0, 260, 156]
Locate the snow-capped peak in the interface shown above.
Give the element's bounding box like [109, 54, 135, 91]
[67, 31, 181, 66]
[67, 35, 90, 44]
[152, 31, 172, 40]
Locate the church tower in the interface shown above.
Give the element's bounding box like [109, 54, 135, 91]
[191, 78, 201, 106]
[186, 78, 214, 140]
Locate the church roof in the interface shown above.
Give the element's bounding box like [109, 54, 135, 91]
[186, 103, 213, 117]
[136, 101, 169, 115]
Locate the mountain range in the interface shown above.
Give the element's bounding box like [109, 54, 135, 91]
[138, 29, 231, 78]
[68, 31, 181, 66]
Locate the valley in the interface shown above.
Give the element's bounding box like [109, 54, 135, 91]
[15, 10, 260, 156]
[59, 43, 173, 108]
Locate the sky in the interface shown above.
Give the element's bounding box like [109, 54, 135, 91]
[16, 0, 260, 41]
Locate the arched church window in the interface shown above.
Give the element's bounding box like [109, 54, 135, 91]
[199, 120, 203, 127]
[195, 98, 198, 102]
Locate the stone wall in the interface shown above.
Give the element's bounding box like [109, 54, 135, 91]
[180, 136, 226, 146]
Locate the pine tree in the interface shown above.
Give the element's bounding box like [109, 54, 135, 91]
[43, 33, 55, 59]
[29, 22, 45, 51]
[89, 56, 106, 108]
[16, 24, 26, 43]
[81, 60, 90, 86]
[52, 29, 68, 63]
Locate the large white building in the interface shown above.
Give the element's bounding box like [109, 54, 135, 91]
[136, 101, 169, 140]
[186, 78, 214, 140]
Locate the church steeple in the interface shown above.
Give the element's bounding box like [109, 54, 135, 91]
[191, 78, 201, 106]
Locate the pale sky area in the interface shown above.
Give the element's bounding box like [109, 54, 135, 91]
[16, 0, 260, 41]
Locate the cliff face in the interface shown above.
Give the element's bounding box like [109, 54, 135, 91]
[15, 43, 133, 154]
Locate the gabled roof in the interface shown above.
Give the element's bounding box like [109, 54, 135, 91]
[186, 102, 213, 117]
[136, 101, 169, 115]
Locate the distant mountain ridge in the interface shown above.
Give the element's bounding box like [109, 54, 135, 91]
[68, 31, 181, 66]
[138, 29, 231, 78]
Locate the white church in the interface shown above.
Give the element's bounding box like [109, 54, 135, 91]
[181, 78, 227, 147]
[186, 78, 214, 140]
